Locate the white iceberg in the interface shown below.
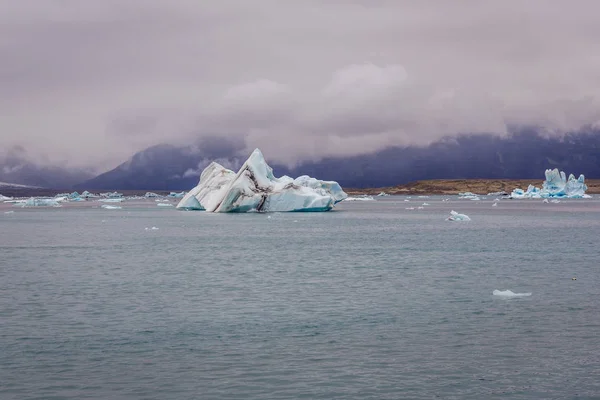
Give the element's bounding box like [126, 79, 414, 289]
[101, 205, 122, 210]
[511, 168, 588, 199]
[81, 191, 97, 198]
[446, 210, 471, 221]
[344, 196, 374, 202]
[177, 148, 347, 213]
[458, 191, 479, 199]
[0, 194, 13, 201]
[98, 198, 123, 203]
[101, 191, 123, 198]
[377, 192, 390, 197]
[492, 289, 532, 298]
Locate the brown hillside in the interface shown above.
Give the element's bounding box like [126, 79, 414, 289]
[346, 179, 600, 196]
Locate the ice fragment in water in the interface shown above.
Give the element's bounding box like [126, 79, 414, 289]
[493, 290, 532, 297]
[447, 210, 470, 221]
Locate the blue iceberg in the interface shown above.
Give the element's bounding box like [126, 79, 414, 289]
[17, 197, 62, 207]
[511, 168, 589, 199]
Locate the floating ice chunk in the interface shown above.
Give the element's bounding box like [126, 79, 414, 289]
[405, 207, 415, 210]
[377, 192, 390, 197]
[17, 197, 61, 207]
[493, 289, 532, 297]
[0, 194, 13, 201]
[99, 198, 123, 203]
[344, 196, 374, 202]
[422, 202, 430, 206]
[101, 191, 123, 198]
[492, 202, 498, 207]
[145, 226, 159, 230]
[488, 191, 508, 196]
[145, 192, 160, 198]
[404, 199, 410, 202]
[550, 199, 561, 203]
[156, 203, 174, 207]
[458, 192, 480, 200]
[81, 191, 97, 198]
[101, 205, 122, 210]
[447, 210, 470, 221]
[4, 210, 14, 214]
[167, 191, 186, 198]
[417, 206, 424, 210]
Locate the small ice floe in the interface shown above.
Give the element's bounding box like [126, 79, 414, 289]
[550, 199, 561, 203]
[101, 205, 122, 210]
[492, 289, 532, 298]
[377, 192, 389, 197]
[422, 203, 430, 206]
[267, 215, 272, 219]
[417, 206, 424, 210]
[157, 203, 174, 207]
[404, 199, 410, 202]
[405, 207, 415, 210]
[543, 199, 549, 203]
[492, 202, 498, 207]
[145, 226, 159, 230]
[446, 210, 470, 221]
[4, 210, 14, 214]
[98, 198, 123, 203]
[344, 196, 375, 201]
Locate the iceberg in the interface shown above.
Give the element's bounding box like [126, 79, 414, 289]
[145, 192, 160, 198]
[81, 191, 97, 198]
[377, 192, 390, 197]
[446, 210, 470, 221]
[492, 289, 532, 298]
[101, 204, 122, 210]
[168, 191, 186, 198]
[98, 198, 123, 203]
[0, 194, 13, 201]
[101, 191, 123, 198]
[17, 197, 61, 207]
[510, 168, 588, 199]
[177, 149, 347, 213]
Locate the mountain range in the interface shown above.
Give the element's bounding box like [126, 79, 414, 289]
[2, 128, 600, 190]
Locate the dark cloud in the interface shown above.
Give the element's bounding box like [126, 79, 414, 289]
[2, 0, 600, 171]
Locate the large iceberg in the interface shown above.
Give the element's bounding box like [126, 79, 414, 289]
[510, 168, 589, 199]
[177, 148, 347, 212]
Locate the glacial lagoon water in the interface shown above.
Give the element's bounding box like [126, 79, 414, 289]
[1, 196, 600, 399]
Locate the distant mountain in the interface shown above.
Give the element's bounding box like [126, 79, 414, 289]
[0, 150, 94, 189]
[77, 128, 600, 190]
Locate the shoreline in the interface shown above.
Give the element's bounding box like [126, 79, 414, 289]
[2, 178, 600, 198]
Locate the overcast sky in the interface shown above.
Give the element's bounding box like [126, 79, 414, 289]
[2, 0, 600, 171]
